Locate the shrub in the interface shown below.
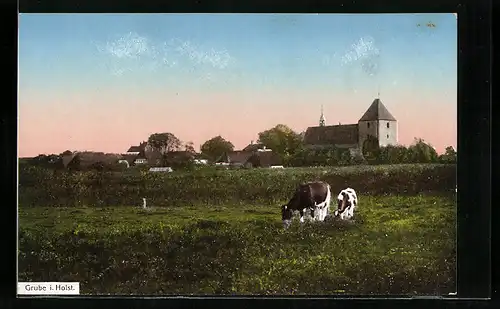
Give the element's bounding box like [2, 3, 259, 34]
[18, 164, 456, 208]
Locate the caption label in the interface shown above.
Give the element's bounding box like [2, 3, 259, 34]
[18, 282, 80, 295]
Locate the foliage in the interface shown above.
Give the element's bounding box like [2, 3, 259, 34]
[18, 194, 456, 295]
[147, 132, 182, 154]
[29, 154, 64, 169]
[438, 146, 457, 164]
[19, 164, 456, 208]
[162, 151, 196, 171]
[200, 136, 235, 161]
[407, 138, 439, 163]
[183, 141, 196, 154]
[362, 135, 381, 164]
[257, 124, 304, 164]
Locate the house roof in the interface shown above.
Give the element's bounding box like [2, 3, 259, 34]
[303, 124, 359, 146]
[358, 98, 397, 122]
[216, 151, 254, 164]
[242, 143, 265, 152]
[248, 151, 282, 167]
[62, 153, 77, 167]
[126, 142, 147, 153]
[66, 152, 121, 168]
[126, 146, 142, 152]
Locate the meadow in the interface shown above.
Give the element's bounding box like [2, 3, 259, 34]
[18, 164, 456, 295]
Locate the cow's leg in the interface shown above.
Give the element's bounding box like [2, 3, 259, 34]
[310, 208, 316, 221]
[299, 209, 305, 223]
[322, 206, 327, 221]
[349, 206, 354, 218]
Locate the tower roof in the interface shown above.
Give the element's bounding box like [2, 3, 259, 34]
[358, 98, 396, 122]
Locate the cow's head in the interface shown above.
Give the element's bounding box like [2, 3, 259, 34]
[334, 192, 349, 217]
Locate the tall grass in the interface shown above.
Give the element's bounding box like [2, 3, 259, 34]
[18, 164, 456, 207]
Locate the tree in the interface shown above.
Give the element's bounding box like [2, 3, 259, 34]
[408, 138, 439, 163]
[147, 132, 182, 154]
[30, 154, 64, 169]
[257, 124, 303, 164]
[60, 150, 73, 156]
[438, 146, 457, 164]
[184, 141, 196, 154]
[362, 135, 381, 164]
[200, 136, 235, 161]
[378, 145, 410, 164]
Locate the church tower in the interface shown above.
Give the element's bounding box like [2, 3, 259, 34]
[357, 96, 398, 150]
[319, 104, 326, 127]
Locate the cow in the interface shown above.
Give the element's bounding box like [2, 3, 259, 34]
[334, 188, 358, 220]
[281, 181, 332, 228]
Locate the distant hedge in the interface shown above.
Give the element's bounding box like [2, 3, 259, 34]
[18, 164, 456, 207]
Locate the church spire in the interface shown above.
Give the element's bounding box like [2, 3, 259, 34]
[319, 104, 326, 126]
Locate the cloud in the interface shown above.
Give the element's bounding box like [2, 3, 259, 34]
[341, 36, 380, 65]
[100, 32, 154, 59]
[171, 39, 233, 69]
[341, 36, 381, 77]
[95, 33, 234, 77]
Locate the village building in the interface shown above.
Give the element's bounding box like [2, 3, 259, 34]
[118, 142, 148, 167]
[216, 142, 282, 168]
[62, 151, 121, 171]
[303, 97, 398, 156]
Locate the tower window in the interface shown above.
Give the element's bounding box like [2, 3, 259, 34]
[387, 134, 389, 139]
[367, 123, 370, 128]
[387, 122, 390, 128]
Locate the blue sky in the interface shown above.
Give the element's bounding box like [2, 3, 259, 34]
[18, 13, 457, 156]
[19, 13, 457, 92]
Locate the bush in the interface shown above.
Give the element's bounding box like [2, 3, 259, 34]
[18, 164, 457, 208]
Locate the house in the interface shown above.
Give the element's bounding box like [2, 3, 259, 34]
[149, 167, 174, 173]
[120, 142, 148, 166]
[215, 147, 282, 168]
[246, 150, 282, 168]
[194, 159, 208, 165]
[303, 97, 398, 156]
[242, 141, 264, 152]
[63, 151, 121, 171]
[216, 150, 254, 168]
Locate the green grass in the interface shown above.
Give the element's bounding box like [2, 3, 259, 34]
[18, 163, 456, 208]
[18, 194, 456, 295]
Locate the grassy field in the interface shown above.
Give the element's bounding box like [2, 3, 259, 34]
[18, 194, 456, 295]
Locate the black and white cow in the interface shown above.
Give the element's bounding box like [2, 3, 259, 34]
[333, 188, 358, 220]
[281, 181, 332, 227]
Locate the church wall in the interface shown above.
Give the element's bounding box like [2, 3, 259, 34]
[377, 120, 398, 147]
[357, 120, 379, 149]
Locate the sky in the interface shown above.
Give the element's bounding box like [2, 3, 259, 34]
[18, 13, 457, 157]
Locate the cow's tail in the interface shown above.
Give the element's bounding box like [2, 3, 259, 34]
[325, 184, 332, 212]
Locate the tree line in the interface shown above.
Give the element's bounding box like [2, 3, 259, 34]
[23, 124, 456, 171]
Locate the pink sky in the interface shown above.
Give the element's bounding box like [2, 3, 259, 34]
[18, 86, 456, 157]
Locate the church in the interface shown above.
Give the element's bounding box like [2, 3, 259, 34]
[303, 97, 398, 155]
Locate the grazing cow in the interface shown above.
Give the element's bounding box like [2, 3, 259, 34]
[334, 188, 358, 220]
[281, 181, 332, 227]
